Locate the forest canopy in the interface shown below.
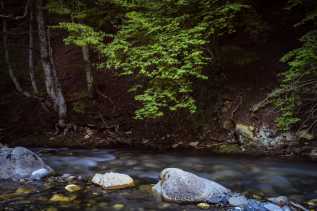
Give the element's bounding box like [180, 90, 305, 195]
[55, 0, 251, 119]
[0, 0, 316, 134]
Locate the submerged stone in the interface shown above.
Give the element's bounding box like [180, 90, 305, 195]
[243, 199, 267, 211]
[15, 187, 34, 194]
[228, 195, 249, 207]
[267, 196, 288, 207]
[197, 202, 210, 209]
[263, 202, 284, 211]
[50, 194, 76, 203]
[46, 207, 58, 211]
[31, 168, 50, 180]
[112, 203, 125, 210]
[138, 184, 153, 193]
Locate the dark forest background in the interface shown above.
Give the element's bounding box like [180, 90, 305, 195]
[0, 0, 316, 156]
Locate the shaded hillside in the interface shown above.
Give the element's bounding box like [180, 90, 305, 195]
[0, 0, 316, 159]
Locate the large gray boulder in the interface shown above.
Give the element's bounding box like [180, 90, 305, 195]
[0, 147, 53, 181]
[152, 168, 231, 203]
[152, 168, 296, 210]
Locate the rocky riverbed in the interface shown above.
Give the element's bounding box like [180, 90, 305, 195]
[0, 147, 316, 210]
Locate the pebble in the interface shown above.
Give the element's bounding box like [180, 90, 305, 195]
[189, 141, 199, 147]
[113, 203, 125, 210]
[197, 203, 210, 209]
[31, 168, 50, 180]
[65, 184, 81, 192]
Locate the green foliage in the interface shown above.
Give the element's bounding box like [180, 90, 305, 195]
[54, 0, 249, 119]
[47, 0, 72, 15]
[54, 23, 106, 47]
[99, 0, 248, 119]
[273, 0, 317, 131]
[275, 31, 317, 131]
[103, 11, 208, 118]
[273, 94, 301, 131]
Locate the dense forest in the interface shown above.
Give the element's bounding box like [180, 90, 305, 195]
[1, 1, 317, 211]
[0, 0, 316, 158]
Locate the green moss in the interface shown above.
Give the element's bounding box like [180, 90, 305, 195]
[216, 144, 241, 154]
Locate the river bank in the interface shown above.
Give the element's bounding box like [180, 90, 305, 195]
[4, 131, 316, 161]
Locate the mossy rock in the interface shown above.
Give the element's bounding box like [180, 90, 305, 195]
[0, 187, 34, 201]
[50, 194, 76, 203]
[236, 124, 256, 144]
[0, 193, 20, 200]
[217, 144, 241, 154]
[15, 187, 34, 194]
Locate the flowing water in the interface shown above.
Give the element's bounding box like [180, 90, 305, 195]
[1, 148, 317, 210]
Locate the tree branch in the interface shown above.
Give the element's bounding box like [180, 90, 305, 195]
[0, 0, 30, 20]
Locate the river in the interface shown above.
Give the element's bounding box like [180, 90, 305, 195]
[0, 148, 316, 210]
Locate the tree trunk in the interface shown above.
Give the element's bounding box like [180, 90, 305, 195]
[36, 0, 67, 126]
[28, 5, 39, 95]
[1, 0, 31, 98]
[81, 45, 95, 98]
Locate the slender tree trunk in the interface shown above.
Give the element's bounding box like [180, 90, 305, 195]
[47, 27, 67, 127]
[47, 28, 57, 81]
[28, 6, 39, 95]
[36, 2, 56, 101]
[1, 0, 31, 98]
[36, 0, 67, 126]
[81, 45, 95, 98]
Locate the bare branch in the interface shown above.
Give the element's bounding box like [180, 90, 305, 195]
[0, 0, 31, 20]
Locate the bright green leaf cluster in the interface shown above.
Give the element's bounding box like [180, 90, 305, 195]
[56, 0, 248, 119]
[54, 22, 106, 47]
[99, 0, 247, 119]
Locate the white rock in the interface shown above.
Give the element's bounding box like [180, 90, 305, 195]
[92, 172, 134, 189]
[264, 202, 284, 211]
[31, 168, 50, 180]
[189, 142, 199, 147]
[65, 184, 81, 192]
